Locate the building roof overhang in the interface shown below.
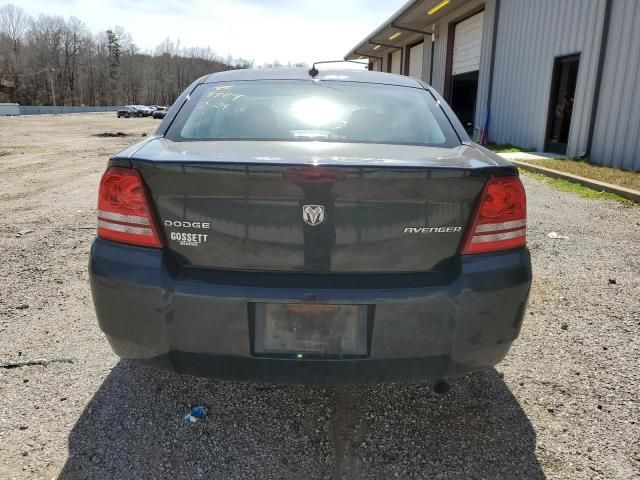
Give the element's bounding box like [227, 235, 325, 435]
[345, 0, 470, 60]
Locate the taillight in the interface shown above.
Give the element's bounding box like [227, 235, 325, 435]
[461, 176, 527, 254]
[97, 167, 163, 248]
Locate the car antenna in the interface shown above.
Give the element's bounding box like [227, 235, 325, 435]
[308, 60, 369, 78]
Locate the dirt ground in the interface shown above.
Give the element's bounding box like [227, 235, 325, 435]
[0, 113, 639, 479]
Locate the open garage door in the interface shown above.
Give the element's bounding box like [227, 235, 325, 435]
[453, 11, 484, 75]
[450, 10, 485, 135]
[407, 41, 424, 79]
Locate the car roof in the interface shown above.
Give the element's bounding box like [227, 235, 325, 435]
[203, 68, 423, 88]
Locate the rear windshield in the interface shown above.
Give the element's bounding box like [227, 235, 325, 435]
[166, 80, 460, 147]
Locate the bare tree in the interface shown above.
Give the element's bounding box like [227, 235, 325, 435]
[0, 4, 29, 101]
[0, 2, 256, 106]
[0, 4, 28, 55]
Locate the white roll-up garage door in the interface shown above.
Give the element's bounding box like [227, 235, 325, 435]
[408, 42, 424, 79]
[390, 50, 402, 75]
[452, 10, 484, 75]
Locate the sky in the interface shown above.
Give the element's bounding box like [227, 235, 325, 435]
[13, 0, 408, 65]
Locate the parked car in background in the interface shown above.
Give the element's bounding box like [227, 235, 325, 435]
[138, 105, 155, 117]
[116, 106, 137, 118]
[152, 106, 167, 119]
[90, 68, 532, 385]
[123, 105, 150, 117]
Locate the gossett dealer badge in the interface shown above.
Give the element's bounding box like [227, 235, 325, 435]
[302, 205, 325, 226]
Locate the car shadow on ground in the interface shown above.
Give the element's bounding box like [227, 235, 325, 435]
[58, 361, 544, 479]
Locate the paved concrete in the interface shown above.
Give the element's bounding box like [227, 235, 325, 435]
[504, 157, 640, 203]
[499, 152, 564, 161]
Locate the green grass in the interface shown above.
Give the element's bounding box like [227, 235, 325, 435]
[484, 142, 535, 153]
[519, 157, 640, 192]
[523, 171, 632, 204]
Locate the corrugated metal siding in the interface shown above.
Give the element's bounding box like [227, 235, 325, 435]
[591, 0, 640, 171]
[354, 0, 638, 171]
[423, 37, 433, 83]
[489, 0, 606, 155]
[474, 0, 496, 131]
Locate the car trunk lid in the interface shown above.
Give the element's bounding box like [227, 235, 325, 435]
[131, 139, 503, 273]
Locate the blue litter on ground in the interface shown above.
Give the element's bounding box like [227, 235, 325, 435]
[182, 405, 207, 423]
[191, 406, 206, 418]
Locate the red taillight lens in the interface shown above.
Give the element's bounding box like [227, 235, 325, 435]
[461, 176, 527, 254]
[97, 167, 163, 248]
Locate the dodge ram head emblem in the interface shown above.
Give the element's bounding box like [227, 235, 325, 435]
[302, 205, 325, 226]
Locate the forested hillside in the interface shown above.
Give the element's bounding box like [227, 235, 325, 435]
[0, 3, 253, 106]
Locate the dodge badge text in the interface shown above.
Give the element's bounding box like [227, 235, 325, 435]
[164, 220, 211, 229]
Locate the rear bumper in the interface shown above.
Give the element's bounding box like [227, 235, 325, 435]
[89, 239, 531, 384]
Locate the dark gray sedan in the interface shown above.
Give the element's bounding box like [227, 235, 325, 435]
[89, 68, 531, 385]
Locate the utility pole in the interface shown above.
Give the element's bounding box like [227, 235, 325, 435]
[49, 68, 56, 107]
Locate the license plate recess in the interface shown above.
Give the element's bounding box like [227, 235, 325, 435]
[253, 303, 368, 358]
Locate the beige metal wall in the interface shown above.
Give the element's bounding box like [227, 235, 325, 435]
[590, 0, 640, 171]
[360, 0, 640, 170]
[489, 0, 607, 155]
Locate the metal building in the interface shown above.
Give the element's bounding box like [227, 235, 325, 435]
[345, 0, 640, 171]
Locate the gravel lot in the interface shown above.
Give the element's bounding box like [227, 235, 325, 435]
[0, 113, 639, 480]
